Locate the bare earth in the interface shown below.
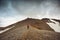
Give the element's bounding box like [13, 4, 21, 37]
[0, 18, 60, 40]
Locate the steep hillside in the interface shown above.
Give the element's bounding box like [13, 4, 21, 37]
[0, 18, 54, 33]
[12, 18, 54, 31]
[0, 25, 60, 40]
[0, 18, 60, 40]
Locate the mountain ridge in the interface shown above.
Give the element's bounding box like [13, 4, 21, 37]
[0, 18, 60, 40]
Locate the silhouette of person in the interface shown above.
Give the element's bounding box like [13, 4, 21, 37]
[27, 25, 29, 29]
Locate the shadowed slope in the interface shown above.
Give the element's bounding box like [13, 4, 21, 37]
[52, 19, 60, 22]
[0, 27, 12, 31]
[0, 27, 5, 31]
[41, 18, 55, 24]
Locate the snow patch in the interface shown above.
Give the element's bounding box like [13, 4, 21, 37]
[0, 26, 15, 34]
[47, 19, 60, 32]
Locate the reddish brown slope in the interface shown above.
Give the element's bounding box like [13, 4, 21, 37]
[21, 27, 60, 40]
[0, 18, 54, 31]
[12, 18, 54, 31]
[0, 25, 60, 40]
[0, 18, 60, 40]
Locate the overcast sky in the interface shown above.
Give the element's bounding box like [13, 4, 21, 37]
[0, 0, 60, 27]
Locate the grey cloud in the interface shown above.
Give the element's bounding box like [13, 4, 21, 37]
[0, 0, 60, 27]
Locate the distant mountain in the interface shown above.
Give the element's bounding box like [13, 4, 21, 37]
[0, 18, 60, 40]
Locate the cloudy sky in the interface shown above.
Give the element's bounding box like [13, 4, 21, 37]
[0, 0, 60, 27]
